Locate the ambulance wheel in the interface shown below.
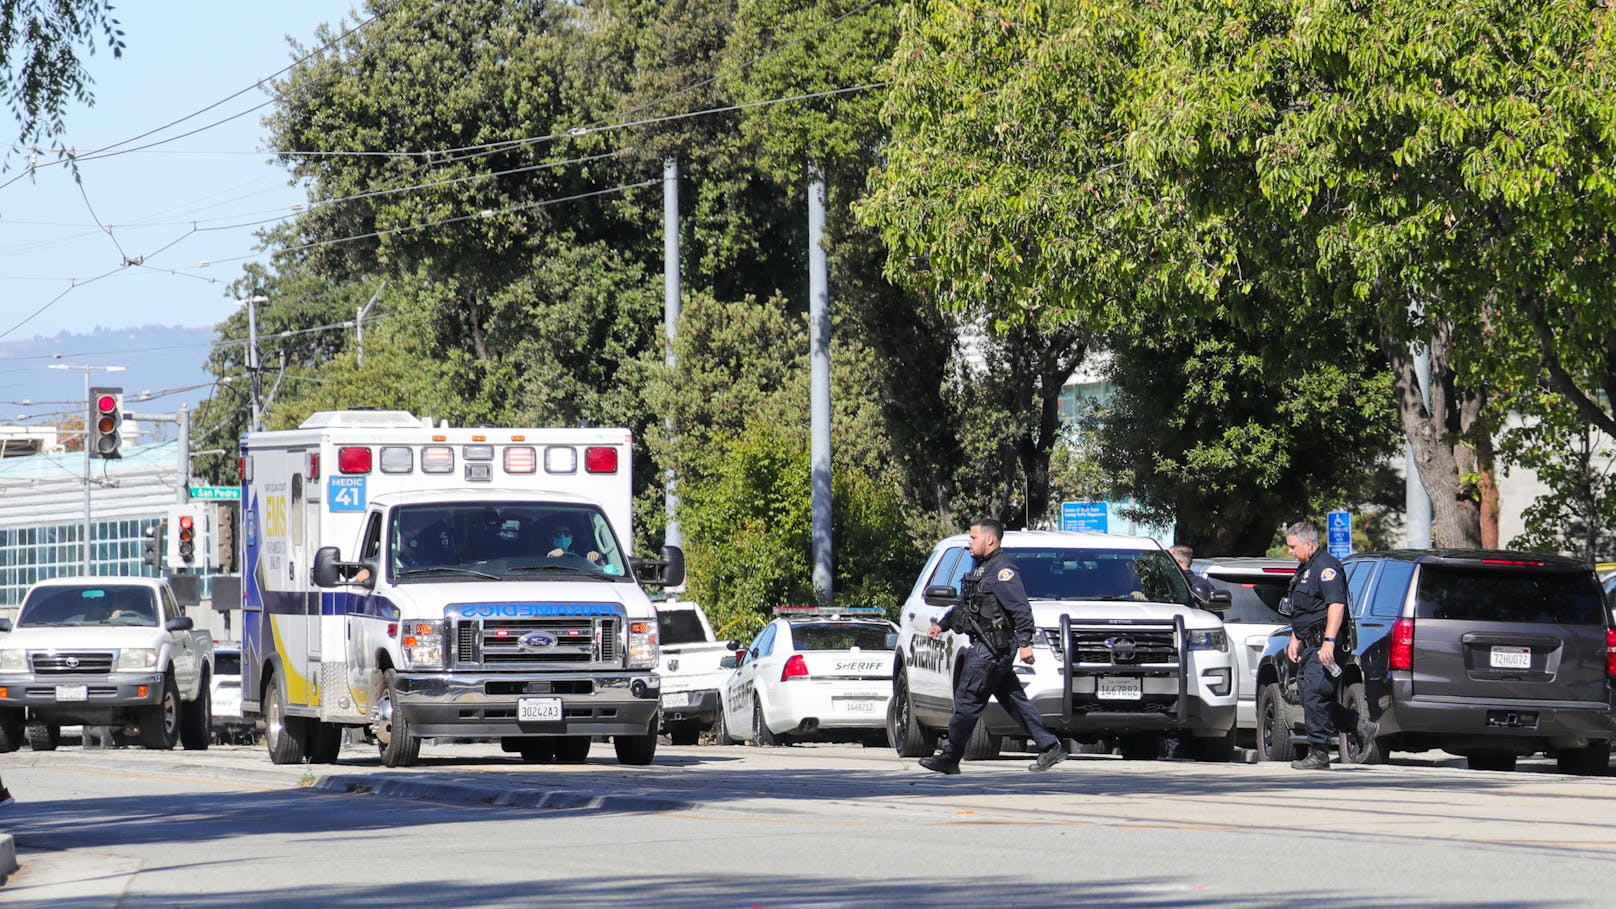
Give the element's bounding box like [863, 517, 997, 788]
[264, 669, 308, 764]
[714, 698, 737, 746]
[615, 716, 658, 766]
[377, 668, 420, 768]
[307, 720, 343, 764]
[962, 722, 1002, 761]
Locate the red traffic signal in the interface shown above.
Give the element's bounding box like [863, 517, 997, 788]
[88, 386, 123, 459]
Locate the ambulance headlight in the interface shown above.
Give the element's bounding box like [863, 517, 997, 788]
[402, 622, 444, 670]
[114, 648, 159, 671]
[627, 620, 658, 670]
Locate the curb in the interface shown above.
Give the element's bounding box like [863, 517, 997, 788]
[312, 774, 693, 814]
[0, 833, 16, 882]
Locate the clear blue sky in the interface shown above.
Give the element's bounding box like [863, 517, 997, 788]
[0, 2, 350, 341]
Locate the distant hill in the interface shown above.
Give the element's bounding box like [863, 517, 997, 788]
[0, 325, 222, 440]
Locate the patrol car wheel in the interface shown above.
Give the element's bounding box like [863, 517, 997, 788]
[26, 721, 61, 752]
[377, 668, 421, 767]
[888, 671, 937, 758]
[138, 673, 181, 750]
[752, 697, 781, 747]
[1256, 682, 1294, 763]
[714, 698, 737, 746]
[1336, 682, 1382, 764]
[179, 668, 211, 751]
[962, 721, 1002, 761]
[265, 669, 309, 764]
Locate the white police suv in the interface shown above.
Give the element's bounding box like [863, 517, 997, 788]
[890, 531, 1239, 762]
[717, 607, 898, 747]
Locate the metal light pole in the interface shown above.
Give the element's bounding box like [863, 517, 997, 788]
[49, 361, 126, 575]
[236, 295, 269, 431]
[355, 281, 385, 368]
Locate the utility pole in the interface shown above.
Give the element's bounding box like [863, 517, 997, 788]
[237, 295, 269, 431]
[808, 171, 832, 605]
[356, 281, 386, 367]
[49, 361, 125, 574]
[664, 159, 684, 553]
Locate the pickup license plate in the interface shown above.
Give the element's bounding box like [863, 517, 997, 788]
[662, 691, 692, 708]
[518, 697, 563, 723]
[55, 684, 88, 702]
[1490, 646, 1531, 670]
[1097, 677, 1142, 700]
[838, 698, 881, 714]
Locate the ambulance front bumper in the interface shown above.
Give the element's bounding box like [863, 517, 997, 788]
[392, 670, 661, 737]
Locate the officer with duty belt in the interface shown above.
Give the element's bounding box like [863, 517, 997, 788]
[1283, 519, 1350, 771]
[919, 518, 1068, 775]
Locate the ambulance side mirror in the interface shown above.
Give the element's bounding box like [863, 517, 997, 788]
[313, 547, 368, 588]
[632, 545, 687, 588]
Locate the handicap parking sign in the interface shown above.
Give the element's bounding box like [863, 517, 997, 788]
[1326, 510, 1352, 558]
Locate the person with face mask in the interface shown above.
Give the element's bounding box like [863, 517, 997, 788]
[547, 522, 602, 565]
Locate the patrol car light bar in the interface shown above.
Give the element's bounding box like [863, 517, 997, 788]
[772, 605, 888, 617]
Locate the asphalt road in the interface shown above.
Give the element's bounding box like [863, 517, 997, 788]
[3, 740, 1615, 907]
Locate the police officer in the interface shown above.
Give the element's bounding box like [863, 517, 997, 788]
[1283, 519, 1349, 770]
[919, 518, 1068, 775]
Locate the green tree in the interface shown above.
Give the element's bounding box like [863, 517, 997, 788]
[0, 1, 122, 154]
[1502, 397, 1616, 561]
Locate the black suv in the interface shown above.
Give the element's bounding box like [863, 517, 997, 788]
[1255, 550, 1616, 774]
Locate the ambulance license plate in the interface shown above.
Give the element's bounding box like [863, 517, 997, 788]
[518, 697, 563, 722]
[1097, 677, 1142, 700]
[55, 684, 88, 702]
[1490, 647, 1531, 670]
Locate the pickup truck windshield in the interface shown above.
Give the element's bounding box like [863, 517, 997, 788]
[1009, 548, 1191, 605]
[389, 502, 631, 582]
[18, 585, 158, 627]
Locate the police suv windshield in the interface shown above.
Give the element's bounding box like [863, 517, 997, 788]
[388, 502, 630, 582]
[1008, 548, 1191, 605]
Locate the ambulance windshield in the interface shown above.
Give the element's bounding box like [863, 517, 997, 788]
[389, 502, 630, 582]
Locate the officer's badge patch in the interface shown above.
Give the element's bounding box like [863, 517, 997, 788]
[1321, 568, 1337, 582]
[998, 568, 1015, 582]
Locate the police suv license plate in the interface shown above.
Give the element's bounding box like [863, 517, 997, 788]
[1490, 646, 1531, 670]
[518, 697, 563, 723]
[1097, 677, 1142, 700]
[55, 684, 88, 702]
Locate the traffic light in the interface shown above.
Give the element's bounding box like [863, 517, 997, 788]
[142, 520, 167, 571]
[169, 505, 206, 568]
[212, 502, 237, 572]
[88, 386, 123, 459]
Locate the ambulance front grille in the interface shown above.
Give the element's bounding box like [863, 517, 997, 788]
[452, 617, 621, 669]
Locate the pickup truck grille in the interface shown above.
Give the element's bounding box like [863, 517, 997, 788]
[31, 651, 115, 674]
[452, 616, 620, 669]
[1065, 629, 1179, 665]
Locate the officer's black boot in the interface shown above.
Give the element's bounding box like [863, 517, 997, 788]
[1290, 745, 1332, 771]
[1028, 743, 1068, 772]
[918, 755, 961, 775]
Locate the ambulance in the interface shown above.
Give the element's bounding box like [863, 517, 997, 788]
[238, 410, 681, 767]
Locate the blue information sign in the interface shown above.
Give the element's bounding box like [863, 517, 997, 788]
[328, 476, 366, 513]
[1061, 501, 1109, 534]
[1326, 510, 1352, 559]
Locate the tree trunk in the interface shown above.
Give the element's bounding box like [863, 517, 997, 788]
[1381, 322, 1483, 549]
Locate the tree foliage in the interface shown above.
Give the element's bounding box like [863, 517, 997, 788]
[0, 0, 122, 155]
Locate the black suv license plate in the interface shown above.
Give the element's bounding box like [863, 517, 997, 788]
[1485, 710, 1539, 729]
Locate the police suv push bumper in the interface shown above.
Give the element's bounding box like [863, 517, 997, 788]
[391, 601, 660, 738]
[1054, 614, 1237, 735]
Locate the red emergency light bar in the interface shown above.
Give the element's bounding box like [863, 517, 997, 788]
[584, 446, 618, 473]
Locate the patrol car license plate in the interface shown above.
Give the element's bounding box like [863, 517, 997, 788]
[55, 684, 88, 702]
[662, 691, 692, 708]
[838, 698, 881, 714]
[1490, 647, 1531, 670]
[1097, 677, 1142, 700]
[518, 697, 563, 722]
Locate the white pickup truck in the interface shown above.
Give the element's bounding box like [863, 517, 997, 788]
[0, 576, 214, 751]
[655, 599, 738, 745]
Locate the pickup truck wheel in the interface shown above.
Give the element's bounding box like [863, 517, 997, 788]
[138, 674, 181, 750]
[669, 721, 701, 746]
[180, 669, 212, 751]
[614, 716, 658, 765]
[265, 669, 309, 764]
[26, 721, 61, 752]
[962, 722, 1003, 761]
[752, 697, 781, 747]
[517, 739, 556, 763]
[1256, 682, 1294, 763]
[0, 709, 23, 753]
[376, 668, 421, 768]
[714, 698, 737, 746]
[555, 735, 592, 763]
[1556, 741, 1610, 776]
[1336, 682, 1382, 764]
[1118, 734, 1161, 761]
[306, 721, 343, 763]
[888, 671, 938, 758]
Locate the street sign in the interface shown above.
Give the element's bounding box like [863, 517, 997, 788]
[1061, 501, 1109, 534]
[189, 485, 241, 501]
[1327, 510, 1352, 559]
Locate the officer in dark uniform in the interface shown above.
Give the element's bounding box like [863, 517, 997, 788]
[1283, 519, 1350, 770]
[919, 518, 1068, 775]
